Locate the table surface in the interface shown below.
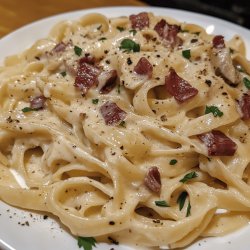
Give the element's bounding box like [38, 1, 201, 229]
[0, 0, 146, 38]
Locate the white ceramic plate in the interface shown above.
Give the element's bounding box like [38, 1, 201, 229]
[0, 6, 250, 250]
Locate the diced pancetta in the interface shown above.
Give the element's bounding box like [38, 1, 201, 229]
[165, 68, 198, 103]
[134, 57, 153, 78]
[129, 12, 149, 30]
[198, 130, 237, 156]
[144, 167, 161, 193]
[100, 101, 126, 126]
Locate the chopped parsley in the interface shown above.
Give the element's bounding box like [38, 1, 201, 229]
[169, 159, 178, 165]
[98, 37, 107, 41]
[177, 191, 188, 211]
[119, 121, 126, 127]
[186, 201, 191, 217]
[180, 171, 198, 183]
[22, 107, 37, 113]
[182, 49, 191, 59]
[129, 29, 137, 35]
[243, 77, 250, 89]
[77, 237, 96, 250]
[120, 39, 140, 52]
[117, 26, 125, 32]
[74, 46, 82, 56]
[155, 200, 170, 207]
[205, 105, 223, 117]
[92, 99, 99, 104]
[60, 71, 66, 77]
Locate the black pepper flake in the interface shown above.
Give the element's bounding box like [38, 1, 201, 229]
[108, 237, 119, 245]
[190, 39, 198, 43]
[105, 60, 110, 64]
[127, 57, 133, 65]
[109, 221, 115, 225]
[222, 92, 228, 96]
[153, 219, 161, 223]
[120, 146, 124, 150]
[43, 215, 48, 220]
[35, 56, 40, 60]
[205, 79, 212, 86]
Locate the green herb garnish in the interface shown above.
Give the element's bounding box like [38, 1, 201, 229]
[177, 191, 188, 211]
[117, 26, 125, 32]
[60, 71, 66, 77]
[243, 77, 250, 89]
[129, 29, 137, 35]
[205, 105, 224, 117]
[74, 46, 82, 56]
[182, 49, 191, 59]
[98, 37, 107, 41]
[180, 171, 198, 183]
[186, 201, 191, 217]
[92, 99, 99, 104]
[155, 200, 170, 207]
[77, 237, 96, 250]
[119, 121, 126, 127]
[120, 39, 140, 52]
[22, 107, 37, 113]
[169, 159, 178, 165]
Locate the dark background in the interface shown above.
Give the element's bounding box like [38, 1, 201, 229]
[142, 0, 250, 29]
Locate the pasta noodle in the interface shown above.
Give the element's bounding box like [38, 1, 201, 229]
[0, 12, 250, 249]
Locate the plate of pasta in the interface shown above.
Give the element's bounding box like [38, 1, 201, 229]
[0, 6, 250, 250]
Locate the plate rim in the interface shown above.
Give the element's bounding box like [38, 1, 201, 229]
[0, 5, 250, 250]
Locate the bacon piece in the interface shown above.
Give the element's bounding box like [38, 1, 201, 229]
[212, 35, 225, 49]
[99, 70, 117, 94]
[165, 68, 198, 103]
[100, 101, 126, 126]
[239, 92, 250, 120]
[129, 12, 149, 30]
[30, 95, 46, 109]
[144, 167, 161, 193]
[79, 54, 95, 65]
[52, 42, 67, 53]
[154, 19, 182, 47]
[198, 130, 237, 156]
[211, 35, 240, 85]
[74, 62, 100, 94]
[134, 57, 153, 78]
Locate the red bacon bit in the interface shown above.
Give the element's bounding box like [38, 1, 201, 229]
[165, 68, 198, 103]
[30, 95, 46, 110]
[74, 63, 100, 94]
[198, 130, 237, 156]
[239, 92, 250, 120]
[154, 19, 182, 47]
[129, 12, 149, 30]
[52, 42, 67, 53]
[99, 70, 118, 94]
[144, 167, 161, 193]
[100, 101, 126, 126]
[79, 54, 95, 65]
[212, 35, 225, 49]
[134, 57, 153, 78]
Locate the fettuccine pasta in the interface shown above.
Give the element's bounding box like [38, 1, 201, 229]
[0, 12, 250, 249]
